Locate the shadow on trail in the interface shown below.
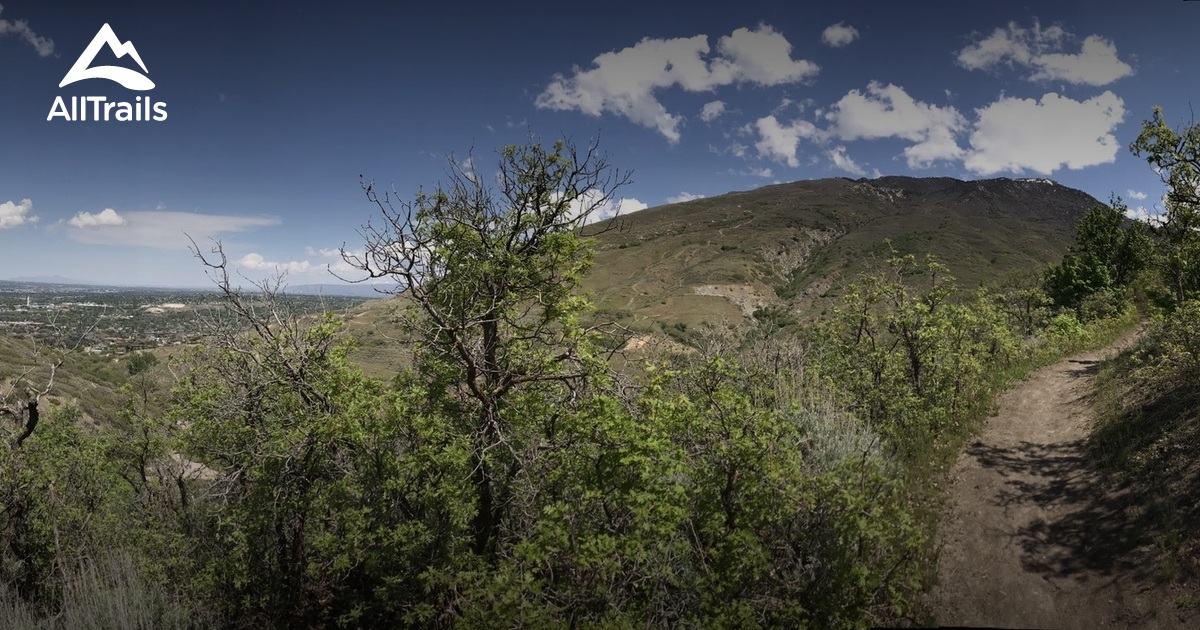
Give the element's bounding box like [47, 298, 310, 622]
[965, 346, 1155, 583]
[964, 437, 1155, 583]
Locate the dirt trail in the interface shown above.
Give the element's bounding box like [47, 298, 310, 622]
[931, 330, 1197, 628]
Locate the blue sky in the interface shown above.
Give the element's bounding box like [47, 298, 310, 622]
[1, 0, 1196, 287]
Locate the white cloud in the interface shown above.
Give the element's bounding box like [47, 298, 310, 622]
[459, 156, 478, 183]
[536, 25, 817, 143]
[827, 146, 866, 176]
[1126, 189, 1148, 200]
[304, 245, 369, 277]
[700, 100, 726, 122]
[68, 208, 127, 228]
[667, 192, 705, 204]
[710, 141, 749, 158]
[590, 197, 648, 223]
[0, 4, 53, 57]
[729, 166, 775, 178]
[754, 115, 820, 167]
[558, 189, 649, 224]
[821, 22, 859, 48]
[239, 253, 311, 274]
[1030, 36, 1133, 85]
[64, 211, 280, 249]
[715, 25, 819, 85]
[957, 21, 1132, 86]
[1124, 205, 1164, 225]
[0, 198, 38, 230]
[825, 82, 966, 168]
[964, 91, 1125, 175]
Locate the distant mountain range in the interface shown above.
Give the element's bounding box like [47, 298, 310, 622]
[6, 275, 92, 285]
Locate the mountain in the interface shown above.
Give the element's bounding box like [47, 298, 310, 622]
[5, 275, 93, 285]
[580, 176, 1100, 329]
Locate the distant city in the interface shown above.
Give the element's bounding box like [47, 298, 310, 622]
[0, 280, 377, 355]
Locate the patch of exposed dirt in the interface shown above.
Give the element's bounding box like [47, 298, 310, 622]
[691, 284, 772, 318]
[930, 330, 1200, 628]
[620, 333, 693, 356]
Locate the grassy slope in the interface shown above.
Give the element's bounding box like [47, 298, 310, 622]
[1090, 340, 1200, 592]
[0, 336, 130, 427]
[581, 176, 1098, 329]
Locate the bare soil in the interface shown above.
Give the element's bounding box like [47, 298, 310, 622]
[930, 331, 1199, 628]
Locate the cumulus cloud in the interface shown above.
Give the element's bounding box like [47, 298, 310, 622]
[754, 115, 820, 167]
[536, 24, 817, 143]
[68, 208, 127, 228]
[714, 25, 819, 85]
[827, 146, 866, 176]
[0, 198, 38, 230]
[1127, 189, 1148, 200]
[239, 253, 311, 274]
[0, 4, 53, 57]
[555, 189, 649, 224]
[957, 20, 1132, 86]
[587, 196, 648, 224]
[821, 22, 859, 48]
[700, 100, 726, 122]
[825, 82, 966, 168]
[667, 192, 705, 204]
[964, 90, 1125, 175]
[64, 211, 280, 248]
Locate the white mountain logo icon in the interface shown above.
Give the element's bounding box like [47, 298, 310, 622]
[59, 23, 154, 91]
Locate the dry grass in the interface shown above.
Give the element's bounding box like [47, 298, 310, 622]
[0, 552, 200, 629]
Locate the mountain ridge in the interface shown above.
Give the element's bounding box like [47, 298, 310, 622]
[580, 175, 1101, 329]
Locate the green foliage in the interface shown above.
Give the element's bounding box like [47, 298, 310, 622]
[0, 405, 118, 603]
[1043, 201, 1151, 315]
[1086, 300, 1200, 589]
[752, 304, 798, 329]
[352, 139, 627, 564]
[446, 358, 925, 627]
[1131, 107, 1200, 304]
[5, 138, 1155, 627]
[994, 284, 1052, 338]
[814, 255, 1018, 453]
[126, 351, 159, 377]
[173, 316, 469, 625]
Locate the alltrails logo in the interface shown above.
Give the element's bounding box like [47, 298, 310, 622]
[47, 23, 167, 122]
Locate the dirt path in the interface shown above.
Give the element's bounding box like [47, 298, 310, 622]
[930, 330, 1197, 628]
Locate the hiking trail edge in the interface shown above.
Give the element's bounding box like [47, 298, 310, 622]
[930, 329, 1197, 628]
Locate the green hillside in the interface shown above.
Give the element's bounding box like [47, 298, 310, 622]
[582, 176, 1100, 329]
